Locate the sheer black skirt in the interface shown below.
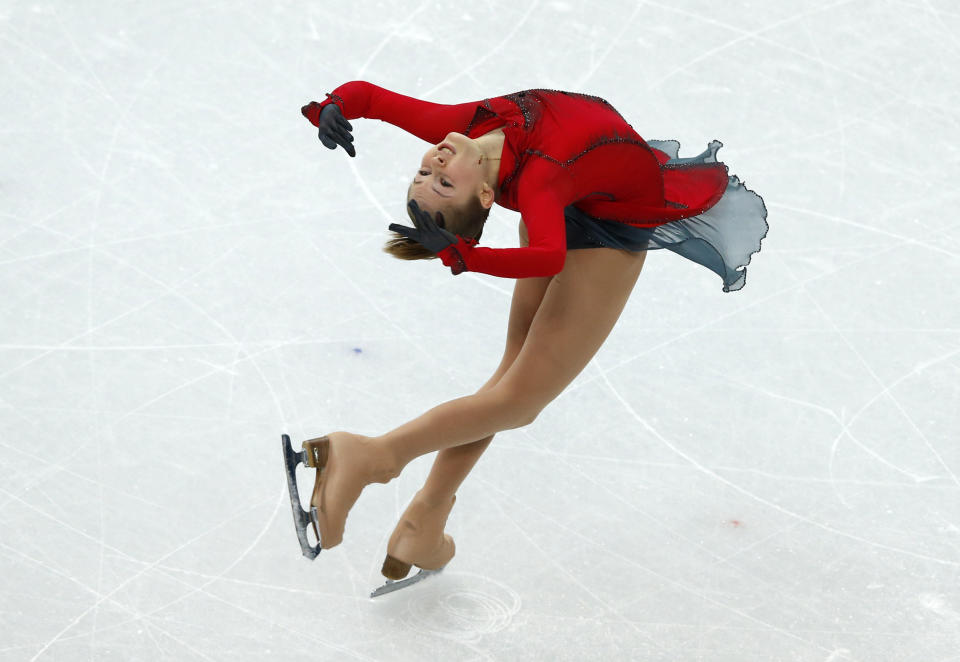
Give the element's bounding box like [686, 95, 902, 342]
[564, 139, 769, 292]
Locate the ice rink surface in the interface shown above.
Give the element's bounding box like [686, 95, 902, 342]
[2, 0, 959, 660]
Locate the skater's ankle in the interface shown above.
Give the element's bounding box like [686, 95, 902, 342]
[363, 436, 403, 483]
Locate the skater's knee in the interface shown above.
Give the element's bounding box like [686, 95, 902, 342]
[505, 406, 539, 430]
[485, 384, 542, 429]
[520, 404, 543, 426]
[516, 408, 539, 428]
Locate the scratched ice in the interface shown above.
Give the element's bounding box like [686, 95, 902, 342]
[1, 1, 958, 660]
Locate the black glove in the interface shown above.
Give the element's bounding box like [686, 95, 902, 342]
[317, 104, 355, 157]
[389, 200, 460, 253]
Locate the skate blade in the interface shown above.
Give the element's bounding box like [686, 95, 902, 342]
[369, 567, 444, 599]
[281, 434, 322, 560]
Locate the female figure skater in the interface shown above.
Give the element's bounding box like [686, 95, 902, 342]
[287, 81, 768, 589]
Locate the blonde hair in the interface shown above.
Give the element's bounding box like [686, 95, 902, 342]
[382, 182, 491, 261]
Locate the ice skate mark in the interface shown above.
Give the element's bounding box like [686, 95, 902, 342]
[356, 2, 431, 80]
[399, 572, 521, 643]
[826, 349, 959, 489]
[571, 0, 643, 98]
[919, 592, 960, 621]
[18, 482, 285, 661]
[419, 0, 540, 100]
[601, 371, 960, 567]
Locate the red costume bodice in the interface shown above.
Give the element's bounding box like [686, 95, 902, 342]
[302, 81, 728, 279]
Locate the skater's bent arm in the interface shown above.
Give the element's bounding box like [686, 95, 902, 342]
[441, 187, 568, 279]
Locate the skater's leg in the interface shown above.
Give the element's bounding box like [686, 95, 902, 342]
[380, 226, 553, 578]
[375, 245, 648, 468]
[413, 355, 519, 503]
[417, 261, 554, 503]
[305, 224, 547, 550]
[313, 246, 646, 549]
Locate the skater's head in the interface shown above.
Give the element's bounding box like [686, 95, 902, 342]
[384, 132, 495, 261]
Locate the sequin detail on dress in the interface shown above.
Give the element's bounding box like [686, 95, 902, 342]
[527, 131, 650, 169]
[465, 100, 497, 135]
[501, 132, 656, 197]
[503, 89, 628, 129]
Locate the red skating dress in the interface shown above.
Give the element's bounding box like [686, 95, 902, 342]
[302, 81, 768, 291]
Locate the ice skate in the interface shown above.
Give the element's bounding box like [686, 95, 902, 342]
[281, 433, 323, 559]
[370, 567, 445, 598]
[282, 432, 398, 557]
[370, 492, 456, 598]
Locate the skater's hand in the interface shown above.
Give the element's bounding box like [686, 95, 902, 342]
[389, 200, 459, 253]
[389, 200, 477, 274]
[312, 103, 356, 158]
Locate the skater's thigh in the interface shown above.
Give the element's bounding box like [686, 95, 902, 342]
[481, 222, 553, 391]
[505, 273, 553, 354]
[493, 246, 647, 418]
[507, 220, 553, 348]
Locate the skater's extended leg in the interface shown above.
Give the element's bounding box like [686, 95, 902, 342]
[375, 245, 648, 468]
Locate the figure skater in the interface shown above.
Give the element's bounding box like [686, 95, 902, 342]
[285, 81, 768, 592]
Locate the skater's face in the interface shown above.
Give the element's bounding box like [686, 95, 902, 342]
[408, 132, 491, 217]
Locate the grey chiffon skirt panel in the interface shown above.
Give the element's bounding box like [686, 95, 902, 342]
[564, 139, 769, 292]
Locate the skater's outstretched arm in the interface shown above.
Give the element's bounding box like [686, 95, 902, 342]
[301, 80, 484, 146]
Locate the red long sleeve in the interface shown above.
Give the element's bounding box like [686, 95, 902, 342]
[442, 183, 567, 278]
[301, 80, 482, 147]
